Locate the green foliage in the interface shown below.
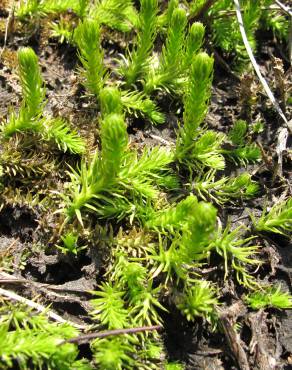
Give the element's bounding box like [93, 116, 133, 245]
[75, 20, 106, 98]
[211, 225, 261, 287]
[109, 255, 166, 326]
[209, 0, 260, 64]
[16, 0, 89, 19]
[205, 0, 289, 66]
[146, 194, 198, 232]
[180, 201, 217, 261]
[225, 120, 261, 165]
[229, 120, 248, 146]
[57, 231, 86, 255]
[18, 47, 46, 120]
[63, 113, 127, 223]
[1, 48, 85, 154]
[2, 48, 44, 138]
[63, 87, 173, 224]
[91, 282, 129, 329]
[193, 171, 259, 204]
[51, 19, 75, 43]
[228, 145, 261, 165]
[183, 52, 214, 134]
[177, 281, 218, 321]
[16, 0, 44, 19]
[183, 22, 205, 70]
[92, 337, 134, 370]
[1, 109, 41, 139]
[147, 199, 217, 283]
[121, 0, 158, 86]
[0, 303, 90, 370]
[121, 90, 165, 124]
[187, 130, 225, 170]
[144, 7, 188, 93]
[157, 0, 179, 30]
[90, 0, 138, 32]
[44, 118, 86, 154]
[175, 53, 221, 170]
[246, 285, 292, 310]
[165, 362, 185, 370]
[253, 198, 292, 236]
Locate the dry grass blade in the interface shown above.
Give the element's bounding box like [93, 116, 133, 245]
[0, 287, 87, 330]
[233, 0, 290, 132]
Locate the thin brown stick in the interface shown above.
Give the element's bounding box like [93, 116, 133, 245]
[61, 325, 163, 345]
[234, 0, 290, 130]
[274, 0, 292, 17]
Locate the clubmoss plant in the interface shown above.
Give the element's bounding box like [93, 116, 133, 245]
[211, 224, 261, 286]
[75, 19, 106, 98]
[146, 197, 217, 283]
[121, 90, 165, 124]
[63, 87, 173, 225]
[175, 52, 224, 170]
[1, 47, 85, 154]
[57, 231, 86, 255]
[144, 7, 187, 94]
[2, 48, 45, 137]
[16, 0, 89, 20]
[177, 280, 218, 321]
[90, 0, 138, 32]
[192, 171, 259, 204]
[0, 303, 90, 370]
[246, 285, 292, 310]
[121, 0, 159, 87]
[92, 337, 134, 370]
[252, 198, 292, 236]
[183, 22, 205, 70]
[224, 120, 261, 165]
[91, 282, 129, 329]
[157, 0, 179, 30]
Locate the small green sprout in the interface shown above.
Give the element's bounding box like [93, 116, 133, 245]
[121, 90, 165, 124]
[1, 47, 85, 154]
[225, 120, 261, 165]
[246, 285, 292, 310]
[90, 0, 138, 32]
[121, 0, 158, 86]
[177, 281, 218, 321]
[92, 337, 134, 370]
[144, 7, 187, 93]
[193, 171, 259, 204]
[183, 22, 205, 70]
[211, 225, 261, 286]
[57, 232, 86, 255]
[228, 120, 248, 146]
[175, 52, 221, 170]
[91, 282, 129, 329]
[165, 362, 185, 370]
[2, 47, 45, 138]
[75, 19, 106, 98]
[252, 198, 292, 236]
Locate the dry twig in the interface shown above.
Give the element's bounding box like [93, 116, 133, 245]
[0, 287, 87, 330]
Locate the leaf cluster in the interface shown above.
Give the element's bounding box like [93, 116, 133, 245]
[63, 87, 173, 225]
[1, 47, 85, 155]
[246, 285, 292, 310]
[253, 198, 292, 236]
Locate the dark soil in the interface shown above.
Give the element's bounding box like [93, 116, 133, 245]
[0, 2, 291, 370]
